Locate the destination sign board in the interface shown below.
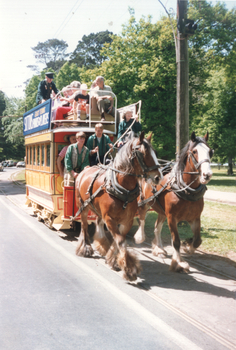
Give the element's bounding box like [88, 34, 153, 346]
[23, 99, 51, 136]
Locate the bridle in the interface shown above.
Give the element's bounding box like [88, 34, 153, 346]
[131, 144, 161, 180]
[184, 142, 212, 175]
[186, 151, 210, 175]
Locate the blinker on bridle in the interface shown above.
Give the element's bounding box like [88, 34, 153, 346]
[131, 144, 160, 180]
[186, 141, 213, 174]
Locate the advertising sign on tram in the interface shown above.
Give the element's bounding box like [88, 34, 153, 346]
[23, 99, 52, 136]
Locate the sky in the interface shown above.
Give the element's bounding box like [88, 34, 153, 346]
[0, 0, 235, 99]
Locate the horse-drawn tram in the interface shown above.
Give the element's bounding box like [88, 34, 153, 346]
[23, 90, 213, 281]
[23, 94, 142, 231]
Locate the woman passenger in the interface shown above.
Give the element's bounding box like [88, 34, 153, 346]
[117, 109, 142, 148]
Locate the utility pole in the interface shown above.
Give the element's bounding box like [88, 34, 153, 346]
[176, 0, 197, 159]
[176, 0, 189, 159]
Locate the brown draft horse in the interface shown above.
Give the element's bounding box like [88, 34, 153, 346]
[134, 132, 213, 272]
[74, 132, 162, 281]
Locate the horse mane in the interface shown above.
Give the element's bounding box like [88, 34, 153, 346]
[113, 136, 137, 174]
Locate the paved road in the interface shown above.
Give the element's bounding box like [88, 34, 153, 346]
[1, 168, 236, 350]
[204, 189, 236, 206]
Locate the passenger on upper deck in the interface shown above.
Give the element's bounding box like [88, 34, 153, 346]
[117, 108, 142, 148]
[73, 84, 90, 120]
[64, 132, 90, 182]
[86, 123, 113, 166]
[54, 82, 80, 122]
[57, 134, 76, 178]
[36, 72, 59, 105]
[92, 76, 116, 121]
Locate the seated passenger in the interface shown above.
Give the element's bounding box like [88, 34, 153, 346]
[57, 134, 76, 178]
[86, 123, 113, 166]
[54, 85, 74, 121]
[54, 81, 81, 121]
[117, 109, 142, 148]
[64, 132, 90, 184]
[92, 76, 116, 121]
[73, 84, 90, 120]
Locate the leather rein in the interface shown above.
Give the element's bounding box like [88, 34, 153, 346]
[138, 143, 211, 209]
[71, 143, 160, 220]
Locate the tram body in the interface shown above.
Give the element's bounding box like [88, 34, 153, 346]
[24, 95, 141, 230]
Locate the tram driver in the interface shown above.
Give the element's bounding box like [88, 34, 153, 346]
[64, 132, 90, 186]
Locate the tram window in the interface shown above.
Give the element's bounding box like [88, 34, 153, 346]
[41, 145, 45, 166]
[30, 146, 32, 165]
[46, 144, 50, 167]
[37, 145, 40, 166]
[34, 146, 36, 165]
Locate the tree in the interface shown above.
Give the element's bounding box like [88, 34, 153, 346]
[0, 91, 6, 116]
[24, 75, 41, 110]
[55, 62, 83, 90]
[0, 91, 7, 158]
[31, 39, 68, 71]
[0, 95, 25, 160]
[70, 31, 113, 68]
[100, 16, 177, 159]
[191, 68, 236, 174]
[187, 0, 236, 172]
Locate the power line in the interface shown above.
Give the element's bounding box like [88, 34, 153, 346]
[53, 0, 85, 38]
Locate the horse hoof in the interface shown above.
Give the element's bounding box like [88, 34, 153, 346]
[170, 259, 189, 273]
[152, 246, 167, 257]
[123, 271, 138, 282]
[183, 245, 195, 255]
[75, 244, 93, 257]
[112, 262, 121, 272]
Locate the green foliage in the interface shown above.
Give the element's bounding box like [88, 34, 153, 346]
[191, 67, 236, 162]
[0, 95, 25, 160]
[70, 31, 113, 68]
[100, 16, 177, 159]
[0, 91, 6, 115]
[25, 75, 41, 110]
[55, 62, 84, 90]
[2, 117, 24, 145]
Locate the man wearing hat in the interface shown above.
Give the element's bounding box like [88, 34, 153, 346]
[36, 72, 59, 105]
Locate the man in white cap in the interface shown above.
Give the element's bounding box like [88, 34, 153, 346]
[36, 72, 59, 105]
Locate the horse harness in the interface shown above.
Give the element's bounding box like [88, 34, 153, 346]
[71, 143, 160, 220]
[138, 151, 209, 211]
[131, 144, 160, 181]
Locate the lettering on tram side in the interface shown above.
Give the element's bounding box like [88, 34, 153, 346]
[23, 99, 52, 136]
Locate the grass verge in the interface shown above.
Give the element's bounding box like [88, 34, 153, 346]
[129, 202, 236, 261]
[207, 168, 236, 192]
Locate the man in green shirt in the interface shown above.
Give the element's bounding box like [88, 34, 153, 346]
[64, 132, 90, 185]
[86, 123, 113, 165]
